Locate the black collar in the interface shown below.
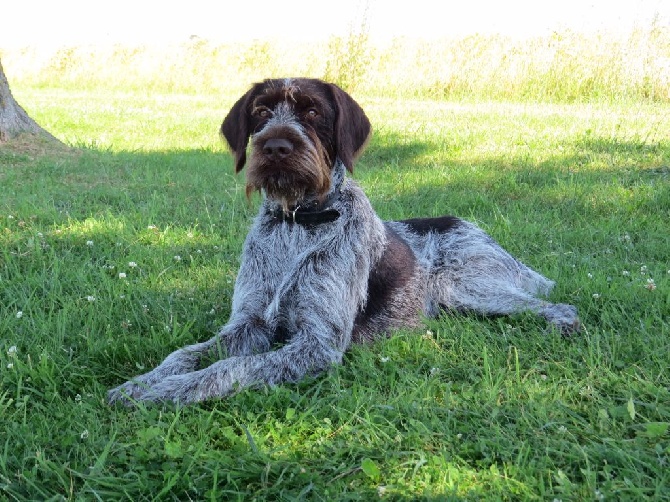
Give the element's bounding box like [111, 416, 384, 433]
[268, 188, 342, 225]
[266, 160, 347, 226]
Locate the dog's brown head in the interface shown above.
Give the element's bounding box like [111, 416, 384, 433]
[221, 78, 371, 208]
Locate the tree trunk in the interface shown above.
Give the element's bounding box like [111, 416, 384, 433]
[0, 58, 61, 143]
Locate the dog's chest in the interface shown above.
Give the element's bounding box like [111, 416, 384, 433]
[247, 220, 337, 296]
[250, 222, 343, 336]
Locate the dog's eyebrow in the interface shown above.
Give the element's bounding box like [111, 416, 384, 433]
[253, 94, 280, 109]
[254, 84, 301, 105]
[253, 90, 318, 112]
[295, 95, 318, 108]
[283, 85, 300, 102]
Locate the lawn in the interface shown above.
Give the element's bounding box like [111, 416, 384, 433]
[1, 36, 669, 500]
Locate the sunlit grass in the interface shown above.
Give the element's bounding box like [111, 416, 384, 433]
[3, 22, 670, 103]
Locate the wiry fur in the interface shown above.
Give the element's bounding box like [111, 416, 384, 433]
[108, 78, 579, 405]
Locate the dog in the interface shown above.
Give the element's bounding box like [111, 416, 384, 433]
[108, 78, 579, 405]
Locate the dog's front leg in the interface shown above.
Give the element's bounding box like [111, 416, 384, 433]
[107, 314, 277, 405]
[132, 331, 346, 404]
[130, 271, 360, 404]
[107, 336, 220, 404]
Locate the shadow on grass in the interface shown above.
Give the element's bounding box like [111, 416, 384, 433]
[3, 132, 666, 226]
[362, 134, 668, 215]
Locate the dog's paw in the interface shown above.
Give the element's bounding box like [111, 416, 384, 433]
[107, 362, 197, 406]
[137, 375, 198, 404]
[107, 374, 209, 405]
[107, 380, 152, 406]
[145, 362, 241, 404]
[109, 359, 240, 406]
[541, 303, 581, 336]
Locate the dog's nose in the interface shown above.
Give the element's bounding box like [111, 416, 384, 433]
[262, 138, 294, 159]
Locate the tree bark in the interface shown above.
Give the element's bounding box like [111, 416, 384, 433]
[0, 58, 60, 143]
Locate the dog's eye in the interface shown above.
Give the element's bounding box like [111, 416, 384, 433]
[255, 107, 272, 118]
[306, 108, 318, 118]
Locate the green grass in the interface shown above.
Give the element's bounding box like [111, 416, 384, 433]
[1, 77, 669, 500]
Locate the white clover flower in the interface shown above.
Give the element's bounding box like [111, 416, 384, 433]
[75, 394, 82, 403]
[80, 429, 89, 440]
[147, 225, 157, 230]
[622, 270, 630, 276]
[86, 296, 96, 302]
[592, 293, 601, 299]
[6, 363, 13, 369]
[128, 261, 137, 268]
[640, 265, 648, 274]
[430, 367, 440, 377]
[8, 346, 17, 355]
[646, 278, 656, 291]
[86, 240, 94, 247]
[174, 255, 182, 262]
[118, 272, 127, 279]
[587, 273, 593, 279]
[16, 311, 23, 319]
[380, 356, 390, 363]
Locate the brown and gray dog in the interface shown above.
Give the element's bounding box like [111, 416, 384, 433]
[108, 78, 579, 405]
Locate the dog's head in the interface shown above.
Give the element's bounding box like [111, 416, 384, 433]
[220, 78, 371, 208]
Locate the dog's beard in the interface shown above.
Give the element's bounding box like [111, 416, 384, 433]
[246, 143, 332, 211]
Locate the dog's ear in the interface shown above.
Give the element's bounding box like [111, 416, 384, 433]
[220, 84, 261, 172]
[327, 83, 371, 172]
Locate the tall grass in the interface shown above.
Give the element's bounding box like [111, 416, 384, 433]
[2, 22, 670, 102]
